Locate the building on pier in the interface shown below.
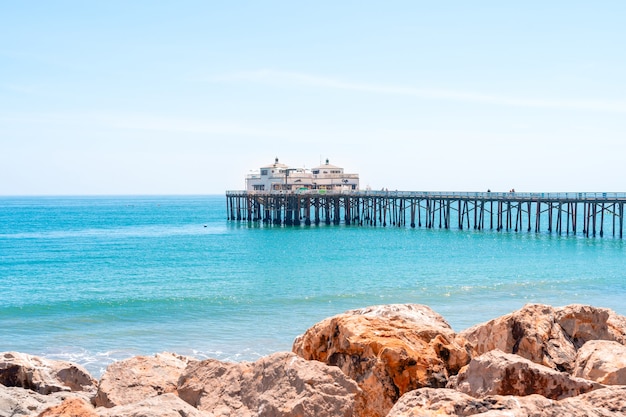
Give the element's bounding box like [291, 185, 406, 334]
[245, 158, 359, 192]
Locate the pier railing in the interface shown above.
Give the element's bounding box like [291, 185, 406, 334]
[227, 190, 626, 201]
[225, 190, 626, 237]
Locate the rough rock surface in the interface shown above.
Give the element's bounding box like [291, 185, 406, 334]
[573, 340, 626, 385]
[459, 303, 626, 372]
[3, 303, 626, 417]
[98, 393, 207, 417]
[449, 349, 601, 400]
[292, 304, 471, 417]
[177, 351, 364, 417]
[555, 304, 626, 347]
[0, 384, 91, 417]
[0, 351, 97, 396]
[0, 384, 60, 417]
[95, 352, 191, 408]
[37, 398, 98, 417]
[386, 386, 626, 417]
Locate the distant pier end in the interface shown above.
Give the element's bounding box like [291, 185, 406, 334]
[225, 190, 626, 238]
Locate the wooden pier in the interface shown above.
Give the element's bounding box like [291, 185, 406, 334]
[225, 191, 626, 238]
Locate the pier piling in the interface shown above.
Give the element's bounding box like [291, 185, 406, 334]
[226, 191, 626, 238]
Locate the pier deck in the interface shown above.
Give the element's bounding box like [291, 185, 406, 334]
[225, 191, 626, 238]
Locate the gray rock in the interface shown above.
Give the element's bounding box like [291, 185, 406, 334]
[0, 384, 91, 417]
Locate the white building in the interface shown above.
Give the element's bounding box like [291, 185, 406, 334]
[245, 158, 359, 192]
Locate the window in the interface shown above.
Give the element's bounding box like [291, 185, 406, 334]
[312, 170, 319, 174]
[261, 169, 268, 176]
[253, 184, 265, 191]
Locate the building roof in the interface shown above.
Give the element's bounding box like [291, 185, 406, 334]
[261, 157, 289, 169]
[312, 158, 342, 170]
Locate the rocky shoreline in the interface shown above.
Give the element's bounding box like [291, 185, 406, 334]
[2, 303, 626, 416]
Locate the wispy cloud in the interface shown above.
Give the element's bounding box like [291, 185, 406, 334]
[0, 111, 319, 141]
[212, 69, 626, 114]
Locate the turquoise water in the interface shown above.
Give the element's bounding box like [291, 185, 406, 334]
[1, 195, 626, 376]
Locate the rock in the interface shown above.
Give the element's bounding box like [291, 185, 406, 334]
[387, 386, 626, 417]
[449, 349, 601, 400]
[386, 387, 548, 416]
[0, 352, 97, 395]
[0, 384, 92, 417]
[95, 352, 192, 408]
[97, 393, 207, 417]
[568, 385, 626, 416]
[459, 304, 575, 371]
[292, 304, 471, 417]
[177, 351, 364, 417]
[37, 398, 98, 417]
[555, 304, 626, 347]
[0, 384, 60, 417]
[573, 340, 626, 385]
[459, 304, 626, 372]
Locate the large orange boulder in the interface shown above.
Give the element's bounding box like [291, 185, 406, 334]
[292, 304, 471, 417]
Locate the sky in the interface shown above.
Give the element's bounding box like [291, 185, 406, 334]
[1, 1, 625, 195]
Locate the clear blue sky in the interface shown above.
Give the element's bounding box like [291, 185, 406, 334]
[2, 1, 625, 195]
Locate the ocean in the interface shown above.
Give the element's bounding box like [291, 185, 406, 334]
[1, 195, 626, 376]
